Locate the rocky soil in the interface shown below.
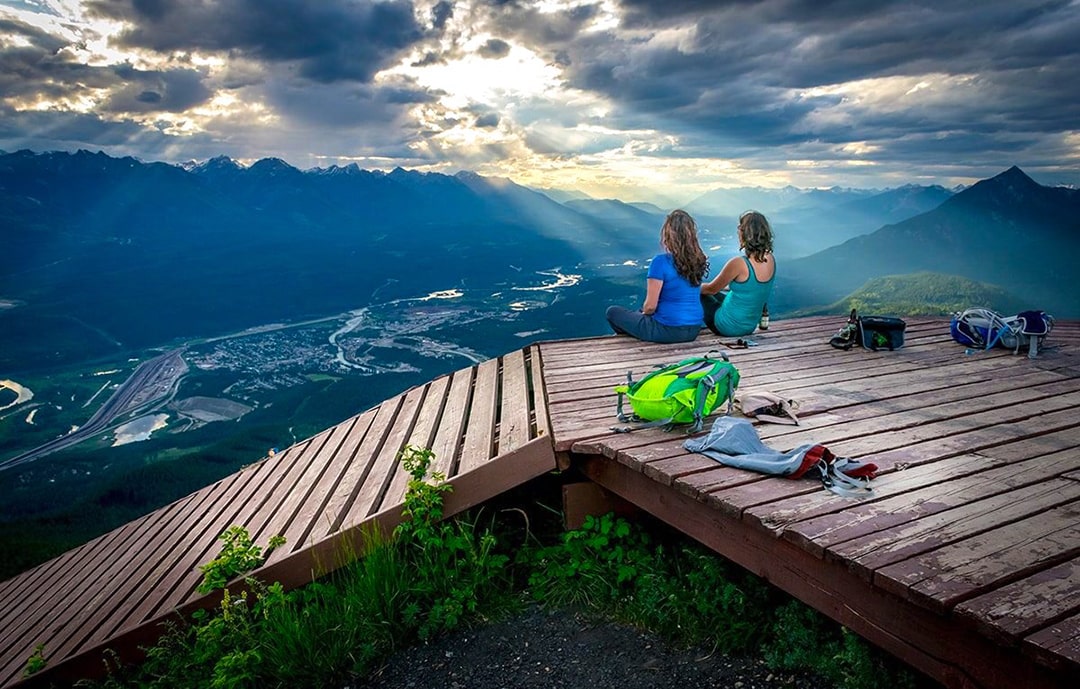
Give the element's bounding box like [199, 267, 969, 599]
[355, 605, 837, 689]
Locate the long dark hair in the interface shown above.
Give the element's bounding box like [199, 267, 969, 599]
[661, 209, 709, 286]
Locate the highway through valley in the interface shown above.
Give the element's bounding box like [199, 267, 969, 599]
[0, 350, 187, 472]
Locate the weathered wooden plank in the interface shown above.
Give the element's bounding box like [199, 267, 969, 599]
[955, 558, 1080, 644]
[429, 368, 474, 478]
[315, 397, 403, 540]
[4, 449, 285, 681]
[0, 508, 156, 656]
[269, 407, 379, 560]
[788, 442, 1080, 557]
[458, 357, 500, 473]
[753, 386, 1080, 454]
[440, 436, 557, 511]
[528, 345, 551, 440]
[544, 333, 1062, 398]
[498, 348, 532, 455]
[552, 356, 1075, 453]
[251, 417, 360, 561]
[66, 469, 272, 653]
[834, 406, 1080, 472]
[555, 365, 1076, 452]
[141, 446, 317, 622]
[0, 512, 134, 620]
[379, 375, 452, 512]
[541, 324, 964, 374]
[699, 405, 1079, 527]
[874, 500, 1080, 612]
[336, 384, 428, 529]
[1023, 612, 1080, 675]
[110, 441, 311, 632]
[575, 454, 1065, 689]
[842, 479, 1080, 581]
[543, 342, 942, 389]
[748, 453, 1004, 531]
[755, 372, 1078, 445]
[0, 468, 235, 657]
[164, 431, 342, 614]
[547, 353, 1069, 420]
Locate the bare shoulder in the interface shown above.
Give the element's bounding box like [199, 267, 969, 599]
[724, 255, 750, 282]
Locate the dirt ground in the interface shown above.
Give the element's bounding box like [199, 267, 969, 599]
[355, 605, 836, 689]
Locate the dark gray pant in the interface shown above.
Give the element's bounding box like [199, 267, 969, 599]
[605, 305, 701, 344]
[700, 292, 727, 336]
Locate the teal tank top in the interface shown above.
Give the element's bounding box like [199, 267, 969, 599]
[713, 257, 775, 337]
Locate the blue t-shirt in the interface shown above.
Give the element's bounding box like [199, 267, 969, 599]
[647, 253, 704, 327]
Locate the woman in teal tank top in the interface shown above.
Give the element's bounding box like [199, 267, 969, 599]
[700, 211, 776, 337]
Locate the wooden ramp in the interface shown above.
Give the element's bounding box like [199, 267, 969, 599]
[542, 316, 1080, 689]
[0, 347, 555, 688]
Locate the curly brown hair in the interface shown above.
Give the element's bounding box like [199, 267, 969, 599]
[660, 209, 709, 286]
[738, 210, 773, 263]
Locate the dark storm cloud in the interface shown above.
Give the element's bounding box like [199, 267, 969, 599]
[478, 38, 510, 58]
[479, 0, 600, 45]
[0, 16, 212, 113]
[87, 0, 425, 84]
[100, 64, 213, 113]
[0, 18, 106, 99]
[432, 1, 454, 30]
[479, 0, 1080, 157]
[412, 51, 445, 67]
[0, 104, 156, 146]
[263, 78, 434, 128]
[475, 112, 499, 128]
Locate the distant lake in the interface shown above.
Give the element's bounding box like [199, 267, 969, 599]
[112, 414, 170, 446]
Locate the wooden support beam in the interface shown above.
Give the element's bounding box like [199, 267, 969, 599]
[561, 481, 640, 531]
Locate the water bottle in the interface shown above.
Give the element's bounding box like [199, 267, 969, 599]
[759, 303, 769, 331]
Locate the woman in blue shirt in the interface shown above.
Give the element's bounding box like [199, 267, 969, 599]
[606, 209, 709, 344]
[700, 210, 775, 337]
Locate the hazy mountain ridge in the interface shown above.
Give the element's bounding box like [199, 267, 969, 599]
[0, 150, 625, 369]
[790, 272, 1025, 318]
[776, 167, 1080, 317]
[678, 180, 958, 257]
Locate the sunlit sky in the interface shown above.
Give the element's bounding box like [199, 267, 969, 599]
[1, 0, 1078, 205]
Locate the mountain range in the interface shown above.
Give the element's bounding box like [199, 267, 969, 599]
[775, 166, 1080, 318]
[2, 150, 1077, 374]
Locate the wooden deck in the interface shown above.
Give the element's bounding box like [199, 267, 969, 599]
[543, 316, 1080, 689]
[2, 316, 1079, 688]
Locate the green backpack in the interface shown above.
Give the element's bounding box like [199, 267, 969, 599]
[613, 353, 740, 433]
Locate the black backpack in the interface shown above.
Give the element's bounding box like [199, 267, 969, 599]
[829, 309, 906, 351]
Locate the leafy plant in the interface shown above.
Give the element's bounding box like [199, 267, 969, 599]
[394, 445, 513, 639]
[23, 643, 46, 677]
[526, 512, 653, 608]
[196, 526, 285, 594]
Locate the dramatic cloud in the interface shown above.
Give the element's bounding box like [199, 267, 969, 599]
[1, 0, 1078, 200]
[86, 0, 424, 83]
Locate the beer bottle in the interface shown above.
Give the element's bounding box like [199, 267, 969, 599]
[759, 303, 769, 330]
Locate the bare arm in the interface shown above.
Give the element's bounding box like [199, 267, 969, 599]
[642, 278, 663, 314]
[700, 256, 745, 295]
